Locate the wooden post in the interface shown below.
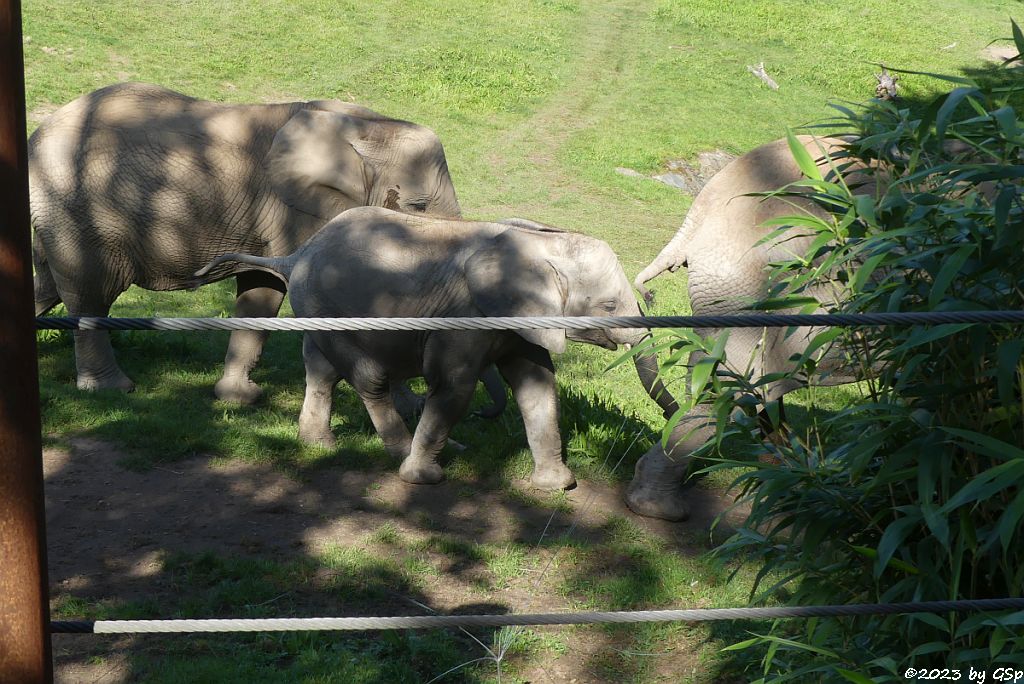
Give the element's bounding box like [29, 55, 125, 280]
[0, 0, 53, 682]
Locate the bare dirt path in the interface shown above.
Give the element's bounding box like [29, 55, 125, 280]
[47, 435, 742, 683]
[476, 0, 647, 217]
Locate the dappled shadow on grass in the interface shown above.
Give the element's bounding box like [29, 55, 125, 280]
[42, 409, 743, 682]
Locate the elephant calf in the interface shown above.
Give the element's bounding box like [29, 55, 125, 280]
[194, 206, 676, 489]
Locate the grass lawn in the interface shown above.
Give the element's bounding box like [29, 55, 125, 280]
[27, 0, 1017, 681]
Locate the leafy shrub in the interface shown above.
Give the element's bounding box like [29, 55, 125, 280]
[653, 25, 1024, 681]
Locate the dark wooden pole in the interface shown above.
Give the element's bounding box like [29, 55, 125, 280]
[0, 0, 52, 682]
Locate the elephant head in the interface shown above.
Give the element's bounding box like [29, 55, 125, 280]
[268, 106, 462, 230]
[465, 225, 679, 417]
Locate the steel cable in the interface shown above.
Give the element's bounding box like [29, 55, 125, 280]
[35, 310, 1024, 332]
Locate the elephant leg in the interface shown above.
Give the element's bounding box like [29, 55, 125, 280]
[73, 328, 135, 392]
[498, 349, 575, 491]
[363, 392, 415, 463]
[625, 403, 714, 521]
[397, 371, 477, 485]
[297, 335, 341, 447]
[60, 279, 133, 392]
[215, 270, 286, 404]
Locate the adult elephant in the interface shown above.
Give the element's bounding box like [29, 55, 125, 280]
[30, 82, 462, 403]
[193, 206, 678, 489]
[627, 135, 877, 521]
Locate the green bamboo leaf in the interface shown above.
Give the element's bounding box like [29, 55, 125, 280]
[939, 459, 1024, 514]
[708, 329, 730, 361]
[750, 296, 821, 311]
[743, 633, 840, 657]
[909, 642, 951, 657]
[837, 669, 875, 684]
[997, 488, 1024, 551]
[853, 194, 877, 225]
[874, 514, 922, 578]
[997, 339, 1024, 407]
[1013, 18, 1024, 58]
[991, 105, 1018, 140]
[910, 612, 951, 632]
[994, 184, 1017, 250]
[928, 244, 973, 309]
[991, 626, 1008, 659]
[787, 129, 823, 181]
[891, 324, 972, 353]
[955, 610, 1024, 640]
[936, 88, 981, 139]
[689, 358, 716, 398]
[956, 165, 1024, 183]
[760, 214, 834, 230]
[850, 545, 920, 575]
[955, 612, 992, 639]
[719, 637, 763, 652]
[941, 427, 1024, 460]
[851, 251, 889, 292]
[922, 503, 950, 549]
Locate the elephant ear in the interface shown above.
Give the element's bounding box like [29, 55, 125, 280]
[268, 109, 375, 221]
[465, 233, 570, 354]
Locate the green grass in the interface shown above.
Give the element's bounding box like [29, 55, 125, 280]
[28, 0, 1019, 680]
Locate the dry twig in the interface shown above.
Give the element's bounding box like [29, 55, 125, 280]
[746, 61, 779, 90]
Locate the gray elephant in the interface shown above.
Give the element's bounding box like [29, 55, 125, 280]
[193, 206, 676, 489]
[626, 135, 875, 520]
[30, 82, 461, 403]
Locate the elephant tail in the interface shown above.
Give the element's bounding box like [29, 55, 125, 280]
[191, 253, 296, 289]
[633, 212, 696, 305]
[32, 234, 61, 316]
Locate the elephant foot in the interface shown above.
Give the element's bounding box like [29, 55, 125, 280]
[625, 479, 690, 521]
[624, 445, 692, 521]
[77, 369, 135, 393]
[530, 463, 576, 491]
[299, 427, 336, 449]
[398, 457, 444, 485]
[214, 375, 263, 405]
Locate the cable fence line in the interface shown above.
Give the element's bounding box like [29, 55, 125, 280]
[35, 310, 1024, 332]
[35, 310, 1024, 640]
[49, 598, 1024, 634]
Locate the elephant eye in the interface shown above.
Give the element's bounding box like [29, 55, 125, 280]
[407, 200, 429, 213]
[600, 300, 618, 312]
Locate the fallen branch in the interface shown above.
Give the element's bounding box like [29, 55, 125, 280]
[746, 61, 779, 90]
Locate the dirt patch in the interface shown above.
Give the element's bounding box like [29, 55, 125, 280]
[616, 149, 737, 195]
[45, 437, 745, 682]
[981, 45, 1021, 64]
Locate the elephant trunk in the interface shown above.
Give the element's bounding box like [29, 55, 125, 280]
[633, 213, 696, 303]
[614, 322, 680, 420]
[632, 348, 679, 419]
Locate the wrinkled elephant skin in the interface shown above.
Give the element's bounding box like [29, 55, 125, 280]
[628, 135, 877, 520]
[193, 206, 673, 491]
[31, 82, 461, 401]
